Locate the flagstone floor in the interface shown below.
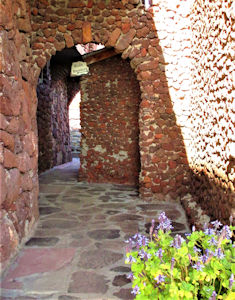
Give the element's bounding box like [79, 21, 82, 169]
[1, 159, 190, 300]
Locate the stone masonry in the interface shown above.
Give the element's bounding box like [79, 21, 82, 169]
[0, 0, 234, 273]
[29, 0, 191, 200]
[188, 0, 235, 223]
[79, 55, 141, 186]
[37, 62, 72, 173]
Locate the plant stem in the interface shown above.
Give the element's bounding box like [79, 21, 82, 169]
[218, 280, 222, 295]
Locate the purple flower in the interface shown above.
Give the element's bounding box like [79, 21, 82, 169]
[126, 272, 134, 281]
[133, 233, 139, 238]
[193, 246, 201, 253]
[137, 235, 149, 247]
[129, 233, 149, 249]
[171, 257, 175, 270]
[222, 225, 232, 240]
[201, 254, 208, 264]
[154, 274, 166, 284]
[141, 236, 149, 247]
[204, 228, 215, 236]
[209, 291, 217, 300]
[155, 248, 164, 259]
[139, 248, 151, 261]
[211, 220, 222, 230]
[192, 261, 204, 271]
[171, 234, 185, 249]
[157, 212, 173, 232]
[229, 273, 234, 289]
[131, 285, 140, 295]
[209, 237, 218, 246]
[192, 225, 196, 232]
[126, 255, 136, 264]
[214, 248, 225, 259]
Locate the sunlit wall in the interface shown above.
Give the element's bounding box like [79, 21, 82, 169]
[151, 0, 234, 221]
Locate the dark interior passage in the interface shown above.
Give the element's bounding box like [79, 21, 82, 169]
[36, 48, 141, 185]
[36, 47, 81, 173]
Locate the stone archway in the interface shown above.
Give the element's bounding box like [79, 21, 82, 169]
[1, 0, 190, 271]
[29, 0, 188, 198]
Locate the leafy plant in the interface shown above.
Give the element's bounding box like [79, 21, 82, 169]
[125, 212, 235, 299]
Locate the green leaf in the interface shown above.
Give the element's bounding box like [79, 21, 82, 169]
[231, 263, 235, 274]
[181, 281, 194, 292]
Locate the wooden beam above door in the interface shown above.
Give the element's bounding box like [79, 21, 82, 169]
[82, 48, 118, 65]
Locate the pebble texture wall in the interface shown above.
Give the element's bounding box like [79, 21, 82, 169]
[0, 0, 39, 271]
[37, 63, 72, 173]
[37, 73, 54, 172]
[0, 0, 234, 272]
[79, 55, 141, 185]
[188, 0, 235, 223]
[28, 0, 191, 200]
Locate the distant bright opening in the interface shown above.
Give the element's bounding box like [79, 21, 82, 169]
[76, 43, 104, 55]
[69, 91, 81, 158]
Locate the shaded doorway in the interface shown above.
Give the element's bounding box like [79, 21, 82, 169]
[36, 60, 72, 173]
[36, 46, 141, 186]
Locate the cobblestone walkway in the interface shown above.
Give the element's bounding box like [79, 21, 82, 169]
[1, 160, 190, 300]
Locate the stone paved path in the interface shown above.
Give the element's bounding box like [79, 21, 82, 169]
[1, 159, 190, 300]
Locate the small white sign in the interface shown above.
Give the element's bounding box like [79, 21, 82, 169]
[71, 61, 89, 77]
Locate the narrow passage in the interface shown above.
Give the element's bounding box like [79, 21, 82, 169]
[1, 160, 189, 300]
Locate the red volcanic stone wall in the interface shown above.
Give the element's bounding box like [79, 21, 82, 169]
[79, 55, 140, 185]
[1, 0, 233, 274]
[150, 0, 234, 223]
[0, 0, 39, 271]
[0, 0, 192, 272]
[37, 63, 72, 173]
[28, 0, 191, 200]
[188, 0, 235, 223]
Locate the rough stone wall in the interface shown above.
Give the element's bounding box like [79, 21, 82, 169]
[0, 0, 39, 271]
[1, 0, 234, 273]
[50, 70, 72, 167]
[37, 75, 53, 172]
[79, 55, 141, 185]
[144, 0, 192, 198]
[29, 0, 190, 200]
[188, 0, 235, 223]
[37, 63, 72, 173]
[0, 0, 191, 272]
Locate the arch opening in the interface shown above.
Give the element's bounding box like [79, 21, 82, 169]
[36, 45, 141, 187]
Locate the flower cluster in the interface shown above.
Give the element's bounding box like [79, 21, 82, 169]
[125, 212, 234, 299]
[171, 234, 185, 249]
[156, 211, 173, 232]
[125, 233, 149, 251]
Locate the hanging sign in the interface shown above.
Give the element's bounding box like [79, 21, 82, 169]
[70, 61, 89, 77]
